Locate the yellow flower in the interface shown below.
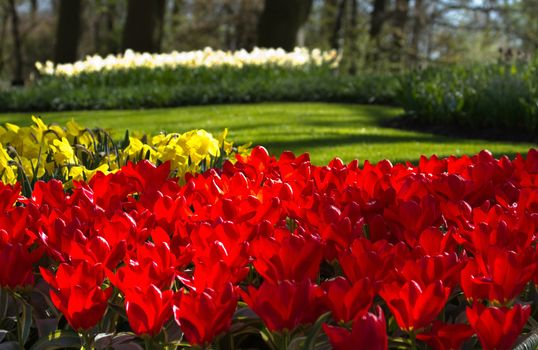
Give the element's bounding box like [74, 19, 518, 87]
[217, 128, 233, 156]
[122, 137, 155, 163]
[180, 130, 220, 164]
[31, 115, 48, 143]
[50, 137, 76, 165]
[20, 157, 46, 180]
[66, 120, 94, 149]
[1, 117, 247, 186]
[0, 144, 17, 184]
[154, 136, 188, 170]
[69, 163, 111, 182]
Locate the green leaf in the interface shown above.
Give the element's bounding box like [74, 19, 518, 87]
[34, 319, 58, 339]
[513, 332, 538, 350]
[0, 330, 8, 343]
[0, 341, 19, 350]
[29, 330, 81, 350]
[287, 336, 306, 350]
[94, 332, 141, 350]
[303, 312, 331, 350]
[0, 289, 8, 321]
[17, 298, 33, 346]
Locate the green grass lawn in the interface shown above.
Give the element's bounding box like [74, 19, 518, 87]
[1, 102, 535, 165]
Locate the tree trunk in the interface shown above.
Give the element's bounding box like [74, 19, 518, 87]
[367, 0, 387, 65]
[0, 9, 8, 75]
[170, 0, 183, 32]
[235, 0, 260, 51]
[92, 0, 102, 53]
[122, 0, 166, 53]
[391, 0, 410, 64]
[104, 1, 118, 53]
[348, 0, 359, 75]
[369, 0, 387, 40]
[257, 0, 313, 51]
[223, 2, 235, 50]
[54, 0, 82, 63]
[8, 0, 23, 85]
[411, 0, 425, 64]
[330, 0, 347, 50]
[30, 0, 38, 20]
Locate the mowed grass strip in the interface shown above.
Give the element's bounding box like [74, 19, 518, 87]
[1, 102, 535, 165]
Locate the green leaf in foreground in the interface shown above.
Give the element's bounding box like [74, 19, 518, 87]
[29, 330, 81, 350]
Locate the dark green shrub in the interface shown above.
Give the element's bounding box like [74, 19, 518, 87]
[398, 60, 538, 136]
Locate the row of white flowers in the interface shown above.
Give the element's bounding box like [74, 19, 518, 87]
[36, 47, 340, 77]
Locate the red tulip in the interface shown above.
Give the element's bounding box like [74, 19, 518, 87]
[240, 279, 313, 332]
[467, 303, 530, 350]
[384, 195, 442, 247]
[416, 321, 474, 350]
[40, 261, 112, 331]
[0, 182, 21, 212]
[124, 284, 173, 336]
[323, 305, 387, 350]
[108, 242, 177, 293]
[398, 252, 463, 289]
[32, 180, 67, 210]
[379, 279, 450, 332]
[338, 238, 397, 284]
[0, 242, 41, 289]
[173, 282, 237, 345]
[322, 276, 376, 323]
[461, 247, 536, 303]
[188, 238, 249, 291]
[251, 229, 323, 284]
[417, 227, 457, 256]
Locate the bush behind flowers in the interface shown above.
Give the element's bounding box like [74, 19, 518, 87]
[398, 60, 538, 137]
[0, 47, 399, 111]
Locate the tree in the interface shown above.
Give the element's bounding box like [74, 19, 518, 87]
[369, 0, 387, 41]
[30, 0, 37, 20]
[88, 0, 121, 55]
[122, 0, 166, 53]
[391, 0, 410, 64]
[0, 4, 9, 78]
[233, 0, 260, 51]
[411, 0, 425, 63]
[329, 0, 347, 50]
[347, 0, 359, 74]
[7, 0, 23, 85]
[367, 0, 388, 65]
[54, 0, 82, 63]
[257, 0, 313, 51]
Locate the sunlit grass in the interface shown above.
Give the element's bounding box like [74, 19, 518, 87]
[1, 102, 535, 165]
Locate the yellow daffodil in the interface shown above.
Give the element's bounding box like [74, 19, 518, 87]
[1, 117, 248, 187]
[0, 144, 17, 184]
[50, 137, 76, 165]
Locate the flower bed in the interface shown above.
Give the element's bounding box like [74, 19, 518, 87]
[0, 117, 244, 194]
[0, 48, 400, 112]
[1, 146, 537, 349]
[35, 48, 340, 77]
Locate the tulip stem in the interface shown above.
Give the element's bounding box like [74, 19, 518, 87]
[81, 332, 93, 350]
[144, 336, 152, 350]
[409, 330, 417, 350]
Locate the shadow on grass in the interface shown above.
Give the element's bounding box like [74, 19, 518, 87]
[380, 112, 538, 144]
[260, 133, 453, 151]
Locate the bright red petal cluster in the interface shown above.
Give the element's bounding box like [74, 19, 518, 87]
[1, 147, 537, 348]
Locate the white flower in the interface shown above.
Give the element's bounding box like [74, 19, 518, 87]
[34, 47, 341, 77]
